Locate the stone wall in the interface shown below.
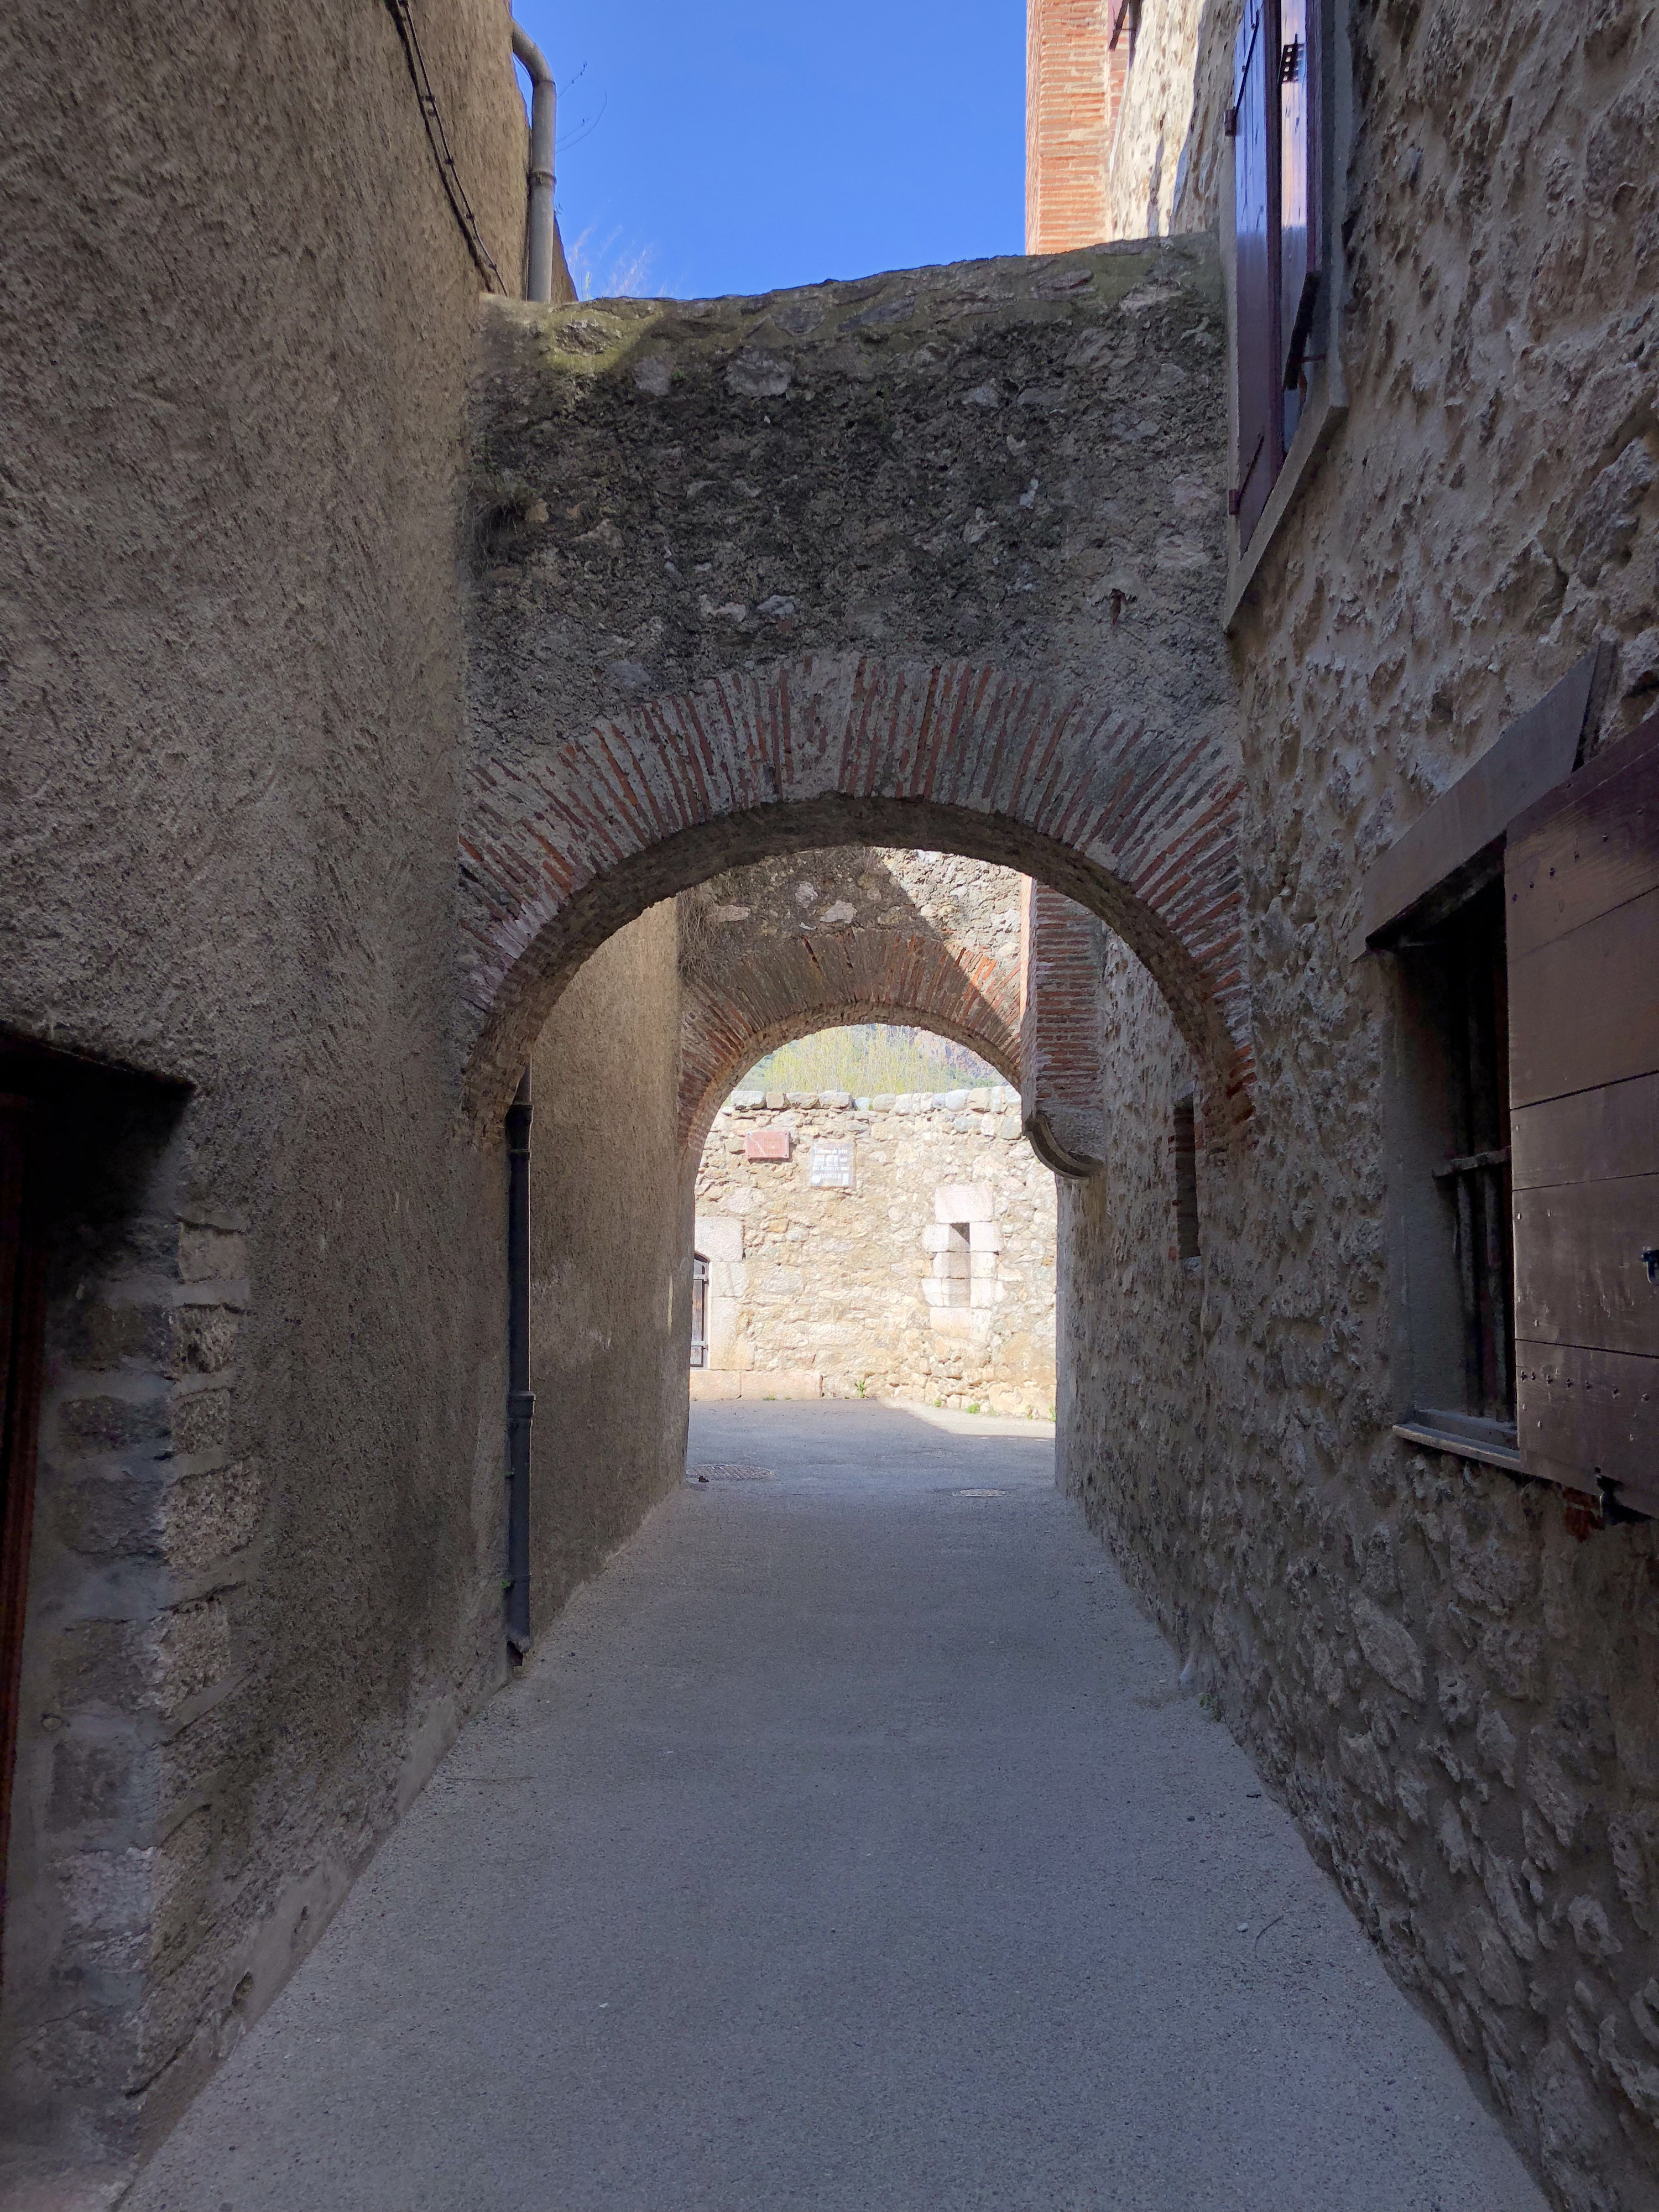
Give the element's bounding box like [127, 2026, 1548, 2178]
[1052, 3, 1659, 2206]
[678, 850, 1026, 1152]
[695, 1089, 1055, 1417]
[458, 241, 1244, 1129]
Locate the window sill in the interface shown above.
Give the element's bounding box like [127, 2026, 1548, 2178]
[1393, 1408, 1524, 1475]
[1223, 361, 1347, 632]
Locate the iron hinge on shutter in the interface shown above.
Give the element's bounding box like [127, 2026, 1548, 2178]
[1280, 37, 1302, 81]
[1224, 102, 1239, 137]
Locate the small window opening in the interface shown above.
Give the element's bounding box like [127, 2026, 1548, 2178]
[690, 1251, 709, 1369]
[1430, 888, 1514, 1423]
[1390, 877, 1516, 1451]
[1173, 1091, 1200, 1266]
[937, 1222, 972, 1308]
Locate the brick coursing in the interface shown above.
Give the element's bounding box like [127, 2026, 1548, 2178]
[1020, 878, 1109, 1172]
[1026, 0, 1133, 252]
[461, 653, 1248, 1138]
[679, 927, 1021, 1160]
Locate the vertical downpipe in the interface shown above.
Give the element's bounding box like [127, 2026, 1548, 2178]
[504, 1068, 533, 1655]
[510, 23, 557, 304]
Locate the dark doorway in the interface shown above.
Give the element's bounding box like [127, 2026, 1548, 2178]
[0, 1094, 46, 1967]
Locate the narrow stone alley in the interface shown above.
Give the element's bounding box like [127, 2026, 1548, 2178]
[127, 1405, 1543, 2212]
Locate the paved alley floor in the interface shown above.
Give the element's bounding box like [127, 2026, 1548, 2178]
[126, 1402, 1546, 2212]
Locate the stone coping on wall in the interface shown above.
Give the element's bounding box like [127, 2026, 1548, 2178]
[719, 1084, 1022, 1120]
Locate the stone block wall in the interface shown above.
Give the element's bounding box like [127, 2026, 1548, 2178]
[1044, 1, 1659, 2205]
[694, 1089, 1055, 1417]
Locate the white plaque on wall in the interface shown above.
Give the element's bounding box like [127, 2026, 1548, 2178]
[808, 1141, 854, 1189]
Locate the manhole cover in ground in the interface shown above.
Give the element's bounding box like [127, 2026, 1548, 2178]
[688, 1463, 776, 1483]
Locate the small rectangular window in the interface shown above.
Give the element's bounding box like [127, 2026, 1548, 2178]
[1173, 1091, 1200, 1266]
[935, 1222, 972, 1308]
[690, 1251, 709, 1369]
[1389, 879, 1519, 1460]
[1430, 887, 1515, 1423]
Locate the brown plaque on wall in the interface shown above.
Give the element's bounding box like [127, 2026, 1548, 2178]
[745, 1129, 792, 1162]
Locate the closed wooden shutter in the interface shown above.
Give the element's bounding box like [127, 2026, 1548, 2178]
[1277, 0, 1319, 388]
[1232, 0, 1277, 549]
[1507, 709, 1659, 1514]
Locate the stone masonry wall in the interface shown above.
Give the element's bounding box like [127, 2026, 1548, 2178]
[1055, 3, 1659, 2206]
[695, 1089, 1055, 1417]
[678, 849, 1027, 1151]
[459, 240, 1244, 1129]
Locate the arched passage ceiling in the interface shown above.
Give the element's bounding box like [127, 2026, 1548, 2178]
[677, 849, 1024, 1159]
[463, 238, 1240, 1134]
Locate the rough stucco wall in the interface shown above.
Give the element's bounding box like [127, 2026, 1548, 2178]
[528, 904, 688, 1628]
[0, 0, 529, 2177]
[1064, 3, 1659, 2206]
[467, 248, 1232, 769]
[696, 1091, 1055, 1416]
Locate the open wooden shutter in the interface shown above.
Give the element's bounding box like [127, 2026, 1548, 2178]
[1277, 0, 1320, 387]
[1507, 709, 1659, 1515]
[1231, 1, 1277, 550]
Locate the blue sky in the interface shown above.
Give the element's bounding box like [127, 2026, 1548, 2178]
[510, 0, 1025, 302]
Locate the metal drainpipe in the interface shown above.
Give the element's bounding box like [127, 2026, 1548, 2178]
[510, 22, 556, 304]
[504, 1067, 533, 1655]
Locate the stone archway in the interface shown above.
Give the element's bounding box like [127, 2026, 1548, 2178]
[461, 241, 1243, 1140]
[676, 849, 1026, 1159]
[461, 653, 1247, 1134]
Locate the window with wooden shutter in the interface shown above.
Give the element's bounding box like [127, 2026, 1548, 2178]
[1507, 708, 1659, 1517]
[1230, 1, 1277, 550]
[1277, 0, 1322, 477]
[1225, 0, 1348, 625]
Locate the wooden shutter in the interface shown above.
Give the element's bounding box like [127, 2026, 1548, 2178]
[1231, 1, 1277, 549]
[1277, 0, 1321, 387]
[0, 1094, 46, 1954]
[1507, 709, 1659, 1514]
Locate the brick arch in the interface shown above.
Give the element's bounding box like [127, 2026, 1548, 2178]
[679, 925, 1022, 1161]
[461, 652, 1248, 1136]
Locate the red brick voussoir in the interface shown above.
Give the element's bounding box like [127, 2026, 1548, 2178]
[679, 927, 1024, 1164]
[458, 652, 1249, 1139]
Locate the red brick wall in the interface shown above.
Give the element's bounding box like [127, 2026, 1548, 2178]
[1025, 0, 1130, 252]
[1019, 878, 1107, 1171]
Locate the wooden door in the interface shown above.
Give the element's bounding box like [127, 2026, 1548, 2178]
[1507, 711, 1659, 1514]
[0, 1094, 46, 1959]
